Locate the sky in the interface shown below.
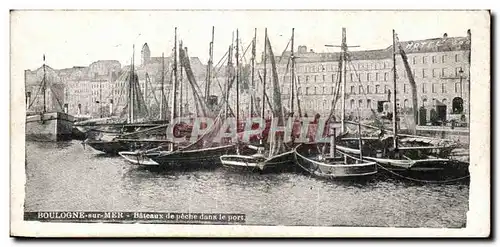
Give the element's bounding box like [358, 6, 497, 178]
[11, 10, 484, 71]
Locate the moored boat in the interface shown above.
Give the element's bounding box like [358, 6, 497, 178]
[294, 143, 377, 179]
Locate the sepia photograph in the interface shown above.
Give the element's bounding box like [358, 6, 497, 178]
[9, 9, 490, 237]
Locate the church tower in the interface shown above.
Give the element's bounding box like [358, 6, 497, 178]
[141, 43, 151, 66]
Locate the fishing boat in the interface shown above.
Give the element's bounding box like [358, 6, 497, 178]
[123, 27, 236, 169]
[294, 144, 377, 179]
[85, 44, 174, 154]
[26, 55, 75, 142]
[221, 28, 296, 173]
[292, 28, 377, 179]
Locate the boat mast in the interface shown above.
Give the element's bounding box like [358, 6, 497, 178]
[340, 28, 347, 133]
[260, 28, 268, 145]
[205, 26, 214, 103]
[250, 28, 256, 118]
[179, 41, 184, 117]
[236, 29, 240, 138]
[169, 27, 178, 151]
[160, 52, 165, 120]
[42, 54, 47, 113]
[392, 29, 398, 149]
[225, 38, 233, 118]
[290, 28, 295, 116]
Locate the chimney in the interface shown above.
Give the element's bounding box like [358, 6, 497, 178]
[467, 29, 471, 38]
[443, 33, 448, 38]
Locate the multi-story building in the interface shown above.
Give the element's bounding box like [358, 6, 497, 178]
[26, 60, 122, 118]
[254, 31, 471, 124]
[25, 44, 209, 120]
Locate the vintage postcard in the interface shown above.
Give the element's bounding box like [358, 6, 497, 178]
[10, 10, 490, 237]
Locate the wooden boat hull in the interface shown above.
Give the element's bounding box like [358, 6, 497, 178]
[86, 139, 166, 155]
[85, 140, 131, 154]
[150, 144, 237, 169]
[294, 144, 377, 179]
[26, 112, 74, 142]
[119, 151, 160, 166]
[220, 150, 295, 173]
[364, 156, 470, 182]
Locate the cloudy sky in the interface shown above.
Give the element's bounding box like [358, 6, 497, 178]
[11, 10, 484, 71]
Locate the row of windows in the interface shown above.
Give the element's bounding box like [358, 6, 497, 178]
[281, 81, 465, 96]
[260, 53, 465, 75]
[260, 66, 465, 84]
[342, 97, 455, 110]
[412, 54, 462, 65]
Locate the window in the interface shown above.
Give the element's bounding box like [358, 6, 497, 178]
[455, 67, 463, 77]
[422, 98, 428, 107]
[384, 72, 388, 81]
[367, 73, 371, 82]
[297, 76, 301, 83]
[350, 99, 355, 109]
[350, 73, 354, 82]
[441, 68, 446, 77]
[441, 83, 446, 93]
[422, 84, 427, 93]
[432, 84, 436, 93]
[455, 54, 459, 62]
[432, 98, 437, 106]
[432, 69, 438, 78]
[359, 85, 363, 94]
[366, 85, 370, 94]
[367, 99, 372, 109]
[442, 55, 446, 63]
[331, 74, 335, 82]
[455, 83, 460, 93]
[412, 57, 417, 64]
[306, 87, 309, 95]
[442, 98, 447, 106]
[314, 75, 317, 82]
[422, 56, 427, 64]
[306, 76, 309, 83]
[422, 69, 427, 78]
[403, 84, 408, 93]
[359, 99, 363, 108]
[376, 85, 380, 94]
[384, 85, 389, 94]
[350, 86, 355, 94]
[403, 99, 409, 109]
[413, 69, 417, 78]
[432, 56, 436, 63]
[322, 75, 325, 82]
[375, 73, 379, 81]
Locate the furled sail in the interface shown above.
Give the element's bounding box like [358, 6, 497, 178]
[179, 46, 209, 117]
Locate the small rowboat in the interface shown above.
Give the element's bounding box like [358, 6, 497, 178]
[220, 145, 295, 173]
[293, 143, 377, 179]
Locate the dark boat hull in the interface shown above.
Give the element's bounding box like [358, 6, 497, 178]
[366, 157, 470, 182]
[85, 140, 131, 154]
[150, 144, 237, 170]
[221, 150, 296, 173]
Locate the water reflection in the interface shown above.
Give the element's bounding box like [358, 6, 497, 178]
[24, 140, 469, 228]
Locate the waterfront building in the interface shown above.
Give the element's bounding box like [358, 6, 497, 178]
[255, 31, 471, 124]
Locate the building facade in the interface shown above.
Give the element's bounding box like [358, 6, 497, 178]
[255, 31, 471, 124]
[25, 43, 209, 119]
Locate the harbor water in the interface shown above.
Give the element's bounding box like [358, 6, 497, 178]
[24, 140, 469, 228]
